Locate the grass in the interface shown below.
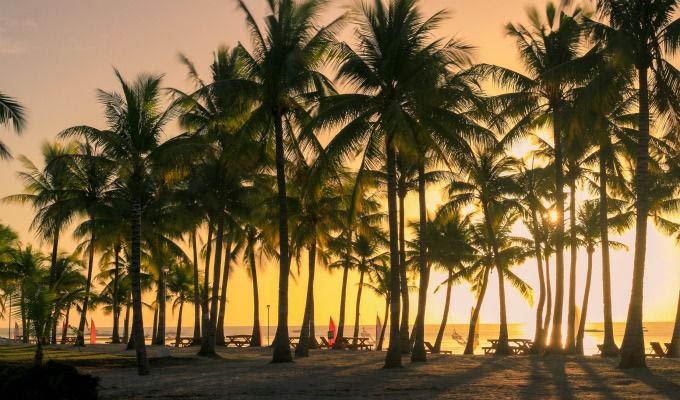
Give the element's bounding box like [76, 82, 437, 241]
[0, 345, 135, 368]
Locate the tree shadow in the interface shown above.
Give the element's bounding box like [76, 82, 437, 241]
[519, 356, 553, 399]
[621, 366, 680, 398]
[573, 357, 624, 400]
[542, 355, 574, 400]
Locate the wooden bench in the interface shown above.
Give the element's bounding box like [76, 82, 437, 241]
[170, 337, 195, 348]
[425, 341, 452, 355]
[224, 335, 252, 348]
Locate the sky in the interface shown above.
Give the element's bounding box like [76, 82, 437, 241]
[1, 0, 679, 334]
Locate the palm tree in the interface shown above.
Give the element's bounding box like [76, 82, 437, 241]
[0, 91, 26, 159]
[482, 1, 591, 351]
[588, 0, 680, 368]
[443, 145, 530, 355]
[229, 0, 343, 363]
[361, 262, 393, 351]
[572, 200, 627, 355]
[167, 261, 194, 347]
[61, 71, 193, 375]
[309, 0, 480, 367]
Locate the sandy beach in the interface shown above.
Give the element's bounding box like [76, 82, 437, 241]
[4, 344, 676, 399]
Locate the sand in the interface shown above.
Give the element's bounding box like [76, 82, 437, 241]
[11, 344, 680, 399]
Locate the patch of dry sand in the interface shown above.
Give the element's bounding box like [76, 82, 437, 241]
[69, 345, 680, 399]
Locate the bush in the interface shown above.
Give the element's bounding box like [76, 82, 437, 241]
[0, 361, 99, 400]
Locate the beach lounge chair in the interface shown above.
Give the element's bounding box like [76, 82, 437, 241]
[596, 344, 604, 354]
[425, 341, 452, 355]
[319, 337, 332, 349]
[648, 342, 667, 358]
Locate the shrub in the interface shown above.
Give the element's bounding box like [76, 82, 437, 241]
[0, 361, 99, 399]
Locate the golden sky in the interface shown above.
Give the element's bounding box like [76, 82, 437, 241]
[1, 0, 679, 331]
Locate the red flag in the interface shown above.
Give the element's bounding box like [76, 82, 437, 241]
[328, 317, 337, 346]
[90, 319, 96, 344]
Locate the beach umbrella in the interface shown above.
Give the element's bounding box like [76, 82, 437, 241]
[328, 317, 336, 346]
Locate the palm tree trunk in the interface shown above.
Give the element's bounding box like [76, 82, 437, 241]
[34, 340, 43, 366]
[76, 229, 96, 346]
[130, 198, 149, 375]
[191, 230, 201, 344]
[566, 178, 577, 352]
[123, 300, 130, 344]
[175, 301, 184, 348]
[271, 113, 292, 363]
[21, 288, 27, 343]
[599, 138, 618, 356]
[619, 67, 650, 369]
[61, 306, 70, 344]
[434, 270, 453, 353]
[482, 204, 510, 355]
[310, 283, 318, 349]
[377, 294, 389, 351]
[296, 241, 316, 357]
[668, 291, 680, 357]
[49, 230, 60, 345]
[199, 222, 214, 352]
[412, 163, 429, 362]
[530, 210, 546, 353]
[200, 213, 225, 356]
[398, 190, 410, 354]
[111, 245, 121, 344]
[249, 245, 262, 347]
[576, 249, 594, 355]
[154, 267, 167, 345]
[464, 267, 490, 355]
[216, 237, 233, 346]
[549, 113, 566, 353]
[543, 248, 552, 337]
[152, 306, 158, 344]
[384, 139, 402, 368]
[352, 270, 365, 346]
[333, 264, 350, 349]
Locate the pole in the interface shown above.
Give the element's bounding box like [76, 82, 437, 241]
[266, 305, 270, 346]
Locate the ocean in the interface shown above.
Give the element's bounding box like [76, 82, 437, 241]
[1, 322, 674, 356]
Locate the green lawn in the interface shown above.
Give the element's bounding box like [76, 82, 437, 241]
[0, 345, 135, 367]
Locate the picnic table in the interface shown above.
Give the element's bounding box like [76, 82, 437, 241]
[170, 337, 195, 347]
[288, 336, 300, 349]
[224, 335, 252, 348]
[62, 336, 77, 345]
[333, 337, 373, 351]
[483, 339, 533, 355]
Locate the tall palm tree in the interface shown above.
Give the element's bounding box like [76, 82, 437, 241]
[588, 0, 680, 368]
[482, 1, 591, 351]
[0, 91, 26, 159]
[309, 0, 480, 367]
[229, 0, 343, 363]
[167, 262, 194, 347]
[362, 262, 393, 351]
[61, 71, 193, 375]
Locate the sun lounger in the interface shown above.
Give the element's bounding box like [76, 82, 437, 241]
[648, 342, 667, 358]
[425, 341, 452, 354]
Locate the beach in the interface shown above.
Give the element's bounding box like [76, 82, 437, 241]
[3, 343, 679, 399]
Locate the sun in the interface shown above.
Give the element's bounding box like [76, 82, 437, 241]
[548, 210, 559, 223]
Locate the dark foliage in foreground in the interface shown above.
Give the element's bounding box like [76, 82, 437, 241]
[0, 361, 99, 400]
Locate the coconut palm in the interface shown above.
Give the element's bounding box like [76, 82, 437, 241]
[481, 1, 592, 351]
[167, 261, 194, 347]
[362, 262, 392, 351]
[60, 71, 194, 375]
[227, 0, 343, 363]
[0, 91, 26, 159]
[587, 0, 680, 368]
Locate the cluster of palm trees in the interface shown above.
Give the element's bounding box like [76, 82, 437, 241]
[2, 0, 680, 375]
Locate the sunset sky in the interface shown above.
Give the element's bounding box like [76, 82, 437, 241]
[1, 0, 679, 332]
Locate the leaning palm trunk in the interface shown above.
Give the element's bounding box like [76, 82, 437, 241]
[384, 139, 402, 368]
[216, 238, 233, 346]
[151, 307, 158, 344]
[576, 249, 594, 355]
[199, 222, 214, 353]
[398, 189, 410, 354]
[61, 306, 70, 344]
[483, 205, 510, 355]
[619, 68, 650, 369]
[111, 246, 121, 343]
[352, 270, 366, 346]
[434, 270, 453, 353]
[76, 230, 96, 346]
[249, 246, 262, 347]
[412, 164, 429, 362]
[599, 139, 618, 356]
[377, 294, 389, 351]
[549, 117, 566, 353]
[271, 114, 293, 363]
[191, 231, 201, 344]
[130, 198, 149, 375]
[200, 213, 225, 356]
[530, 211, 546, 353]
[543, 248, 552, 337]
[123, 299, 131, 344]
[566, 179, 577, 352]
[154, 267, 167, 345]
[464, 267, 490, 355]
[296, 241, 317, 357]
[48, 231, 60, 344]
[175, 301, 184, 348]
[333, 264, 350, 349]
[668, 291, 680, 358]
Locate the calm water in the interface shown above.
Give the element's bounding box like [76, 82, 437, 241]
[2, 322, 674, 356]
